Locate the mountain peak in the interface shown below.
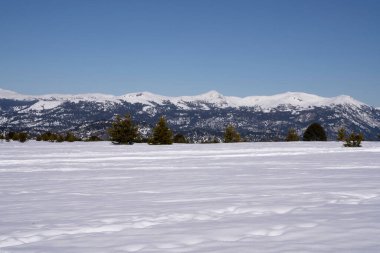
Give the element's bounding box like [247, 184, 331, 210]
[201, 90, 224, 98]
[0, 88, 370, 108]
[1, 88, 379, 140]
[0, 88, 24, 99]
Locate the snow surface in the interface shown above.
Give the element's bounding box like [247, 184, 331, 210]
[0, 88, 366, 110]
[1, 141, 380, 252]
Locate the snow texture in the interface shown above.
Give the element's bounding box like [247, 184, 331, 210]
[0, 88, 366, 110]
[1, 141, 380, 252]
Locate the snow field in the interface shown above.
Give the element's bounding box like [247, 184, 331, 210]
[1, 141, 380, 252]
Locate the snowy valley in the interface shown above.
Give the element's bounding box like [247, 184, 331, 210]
[1, 141, 380, 252]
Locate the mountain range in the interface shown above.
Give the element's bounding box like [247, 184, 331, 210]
[1, 88, 379, 141]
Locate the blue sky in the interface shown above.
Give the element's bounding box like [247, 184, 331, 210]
[0, 0, 379, 106]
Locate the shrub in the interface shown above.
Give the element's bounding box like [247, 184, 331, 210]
[7, 131, 19, 141]
[87, 136, 103, 142]
[285, 128, 299, 141]
[303, 123, 327, 141]
[173, 134, 188, 143]
[65, 132, 80, 142]
[224, 125, 241, 143]
[201, 137, 220, 144]
[18, 132, 28, 143]
[337, 127, 346, 141]
[39, 132, 55, 142]
[344, 133, 363, 147]
[36, 132, 65, 142]
[3, 131, 28, 142]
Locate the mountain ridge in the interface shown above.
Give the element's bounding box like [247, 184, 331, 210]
[1, 88, 379, 141]
[0, 88, 366, 109]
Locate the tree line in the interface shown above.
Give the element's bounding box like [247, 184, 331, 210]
[108, 114, 368, 147]
[0, 131, 101, 143]
[285, 123, 364, 147]
[1, 114, 377, 147]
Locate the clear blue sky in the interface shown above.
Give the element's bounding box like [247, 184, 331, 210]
[1, 0, 379, 106]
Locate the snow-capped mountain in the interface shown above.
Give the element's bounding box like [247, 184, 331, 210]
[0, 88, 379, 141]
[0, 88, 365, 110]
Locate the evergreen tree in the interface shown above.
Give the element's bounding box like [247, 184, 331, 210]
[344, 132, 363, 147]
[39, 132, 55, 142]
[65, 132, 78, 142]
[108, 114, 139, 144]
[7, 131, 19, 141]
[149, 116, 173, 145]
[303, 123, 327, 141]
[224, 125, 241, 143]
[173, 133, 188, 143]
[337, 127, 346, 141]
[56, 134, 65, 142]
[285, 128, 300, 141]
[3, 131, 28, 142]
[18, 132, 28, 143]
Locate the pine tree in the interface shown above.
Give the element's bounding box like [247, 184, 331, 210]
[285, 128, 300, 141]
[303, 123, 327, 141]
[149, 116, 173, 145]
[224, 125, 241, 143]
[344, 132, 363, 147]
[108, 114, 139, 144]
[18, 132, 28, 143]
[337, 127, 346, 141]
[7, 131, 19, 141]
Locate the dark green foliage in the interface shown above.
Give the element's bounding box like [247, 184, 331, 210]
[56, 134, 65, 142]
[344, 132, 363, 147]
[18, 132, 28, 143]
[0, 133, 4, 140]
[38, 132, 51, 141]
[3, 131, 28, 142]
[173, 133, 188, 143]
[86, 135, 103, 142]
[303, 123, 327, 141]
[337, 127, 346, 141]
[37, 132, 59, 142]
[65, 132, 79, 142]
[149, 116, 173, 145]
[224, 125, 241, 143]
[35, 132, 81, 142]
[108, 114, 139, 144]
[285, 128, 299, 141]
[7, 131, 18, 141]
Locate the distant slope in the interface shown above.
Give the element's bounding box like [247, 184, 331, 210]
[0, 88, 379, 141]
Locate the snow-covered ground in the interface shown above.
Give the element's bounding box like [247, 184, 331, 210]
[1, 141, 380, 252]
